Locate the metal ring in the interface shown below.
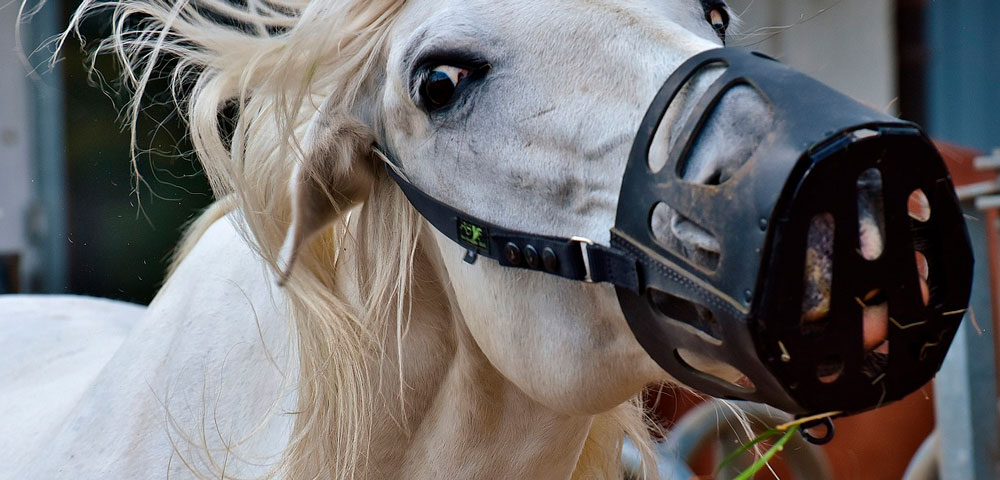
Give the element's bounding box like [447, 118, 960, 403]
[798, 416, 836, 445]
[570, 236, 595, 283]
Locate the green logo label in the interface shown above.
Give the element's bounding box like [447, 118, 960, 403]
[458, 219, 489, 251]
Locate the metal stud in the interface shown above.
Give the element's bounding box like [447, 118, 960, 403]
[504, 242, 522, 266]
[524, 245, 540, 268]
[541, 247, 559, 272]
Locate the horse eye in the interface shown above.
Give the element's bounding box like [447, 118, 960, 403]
[707, 7, 730, 43]
[421, 65, 470, 110]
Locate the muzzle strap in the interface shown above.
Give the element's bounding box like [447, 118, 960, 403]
[376, 146, 641, 292]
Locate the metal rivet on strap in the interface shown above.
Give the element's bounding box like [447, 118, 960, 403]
[542, 247, 559, 272]
[524, 245, 540, 268]
[504, 242, 522, 266]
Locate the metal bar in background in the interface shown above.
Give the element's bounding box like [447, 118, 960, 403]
[934, 206, 1000, 480]
[985, 209, 1000, 388]
[24, 0, 68, 293]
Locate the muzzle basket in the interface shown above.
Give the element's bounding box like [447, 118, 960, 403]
[613, 49, 974, 415]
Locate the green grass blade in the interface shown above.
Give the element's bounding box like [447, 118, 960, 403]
[732, 424, 800, 480]
[716, 428, 782, 473]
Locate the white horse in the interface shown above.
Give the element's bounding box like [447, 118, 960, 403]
[1, 0, 897, 478]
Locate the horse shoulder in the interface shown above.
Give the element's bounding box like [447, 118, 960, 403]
[6, 213, 297, 480]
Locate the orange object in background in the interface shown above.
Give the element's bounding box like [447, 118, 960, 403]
[935, 142, 992, 188]
[823, 385, 935, 480]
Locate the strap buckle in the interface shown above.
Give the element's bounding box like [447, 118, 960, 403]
[570, 236, 595, 283]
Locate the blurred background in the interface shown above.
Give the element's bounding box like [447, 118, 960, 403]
[2, 0, 998, 478]
[1, 0, 211, 303]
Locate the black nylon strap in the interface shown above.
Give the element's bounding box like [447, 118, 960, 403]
[377, 147, 641, 293]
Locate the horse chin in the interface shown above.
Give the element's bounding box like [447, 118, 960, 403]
[538, 337, 671, 416]
[516, 355, 667, 417]
[431, 233, 666, 416]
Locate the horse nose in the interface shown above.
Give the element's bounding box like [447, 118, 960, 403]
[862, 293, 889, 352]
[803, 177, 933, 357]
[646, 83, 774, 270]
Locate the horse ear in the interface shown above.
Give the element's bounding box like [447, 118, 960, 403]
[278, 113, 375, 284]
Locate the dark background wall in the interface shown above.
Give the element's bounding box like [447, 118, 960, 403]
[58, 2, 212, 304]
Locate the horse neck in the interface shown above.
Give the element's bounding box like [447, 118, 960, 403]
[337, 219, 594, 479]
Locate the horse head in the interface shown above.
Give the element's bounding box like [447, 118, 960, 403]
[280, 0, 780, 415]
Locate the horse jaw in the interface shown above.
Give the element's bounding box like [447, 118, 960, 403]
[378, 0, 736, 416]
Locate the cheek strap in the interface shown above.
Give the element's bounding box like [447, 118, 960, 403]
[375, 145, 641, 292]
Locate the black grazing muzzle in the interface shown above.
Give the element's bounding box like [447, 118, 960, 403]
[378, 48, 973, 424]
[614, 48, 973, 417]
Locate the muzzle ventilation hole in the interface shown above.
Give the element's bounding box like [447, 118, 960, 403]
[802, 213, 834, 326]
[862, 348, 889, 379]
[650, 202, 721, 271]
[916, 251, 930, 306]
[648, 288, 723, 343]
[862, 287, 890, 378]
[857, 168, 886, 261]
[816, 356, 844, 384]
[676, 348, 756, 392]
[855, 168, 893, 377]
[909, 189, 934, 307]
[674, 84, 772, 186]
[647, 62, 728, 174]
[908, 189, 931, 222]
